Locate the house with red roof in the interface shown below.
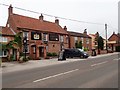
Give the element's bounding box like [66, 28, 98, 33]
[4, 5, 69, 60]
[68, 29, 92, 50]
[0, 26, 15, 61]
[108, 32, 120, 52]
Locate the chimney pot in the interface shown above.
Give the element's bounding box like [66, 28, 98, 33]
[84, 29, 87, 35]
[8, 4, 13, 16]
[55, 19, 59, 25]
[64, 26, 67, 31]
[39, 14, 44, 21]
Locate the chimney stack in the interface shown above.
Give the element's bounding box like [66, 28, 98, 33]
[8, 4, 13, 16]
[55, 19, 59, 25]
[39, 14, 44, 21]
[64, 26, 67, 31]
[84, 29, 87, 35]
[113, 32, 115, 34]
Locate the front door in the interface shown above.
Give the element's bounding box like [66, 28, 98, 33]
[39, 47, 44, 57]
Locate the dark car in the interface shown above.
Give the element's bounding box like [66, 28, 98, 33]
[64, 48, 89, 58]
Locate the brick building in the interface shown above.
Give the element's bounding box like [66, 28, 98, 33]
[0, 26, 15, 61]
[68, 29, 92, 50]
[5, 5, 69, 60]
[108, 32, 120, 52]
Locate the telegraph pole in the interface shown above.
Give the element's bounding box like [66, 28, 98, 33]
[105, 24, 108, 53]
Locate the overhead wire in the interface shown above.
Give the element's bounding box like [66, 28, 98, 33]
[0, 3, 118, 31]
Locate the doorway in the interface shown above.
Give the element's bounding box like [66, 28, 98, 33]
[39, 47, 44, 57]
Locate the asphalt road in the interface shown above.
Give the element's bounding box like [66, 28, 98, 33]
[2, 54, 119, 88]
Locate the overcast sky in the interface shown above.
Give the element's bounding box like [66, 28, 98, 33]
[0, 0, 119, 38]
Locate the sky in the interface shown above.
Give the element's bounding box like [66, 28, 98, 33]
[0, 0, 119, 38]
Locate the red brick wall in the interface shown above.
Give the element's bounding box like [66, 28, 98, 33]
[69, 35, 92, 50]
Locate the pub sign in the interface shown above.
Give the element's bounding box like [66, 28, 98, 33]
[31, 32, 41, 40]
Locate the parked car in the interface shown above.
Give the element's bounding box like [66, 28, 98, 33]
[64, 48, 89, 58]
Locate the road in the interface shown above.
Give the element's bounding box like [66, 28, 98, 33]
[2, 54, 119, 88]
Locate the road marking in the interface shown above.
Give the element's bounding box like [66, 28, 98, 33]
[91, 61, 108, 67]
[33, 69, 79, 83]
[113, 58, 120, 61]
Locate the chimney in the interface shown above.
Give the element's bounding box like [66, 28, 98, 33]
[39, 14, 44, 21]
[64, 26, 67, 31]
[8, 4, 13, 16]
[84, 29, 87, 35]
[55, 19, 59, 25]
[113, 32, 115, 34]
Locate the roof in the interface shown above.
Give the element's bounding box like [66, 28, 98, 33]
[89, 34, 96, 37]
[1, 27, 15, 36]
[68, 31, 91, 38]
[10, 14, 68, 35]
[108, 33, 120, 40]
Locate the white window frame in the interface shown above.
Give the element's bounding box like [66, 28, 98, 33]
[60, 35, 64, 42]
[66, 35, 69, 43]
[86, 38, 89, 44]
[74, 37, 78, 41]
[0, 50, 7, 57]
[33, 46, 36, 53]
[43, 33, 48, 41]
[23, 32, 29, 40]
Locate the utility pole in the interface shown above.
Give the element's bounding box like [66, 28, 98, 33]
[105, 24, 108, 53]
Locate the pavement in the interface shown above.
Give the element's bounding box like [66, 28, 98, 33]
[1, 52, 119, 73]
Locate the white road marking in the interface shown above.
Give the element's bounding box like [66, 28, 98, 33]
[33, 69, 79, 83]
[91, 61, 108, 67]
[113, 58, 120, 61]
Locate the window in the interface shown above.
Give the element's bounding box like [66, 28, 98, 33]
[33, 46, 36, 53]
[46, 46, 48, 52]
[66, 35, 69, 43]
[0, 50, 7, 57]
[23, 44, 29, 53]
[86, 38, 89, 44]
[0, 36, 8, 42]
[43, 33, 48, 41]
[23, 32, 29, 40]
[74, 37, 78, 41]
[60, 35, 64, 42]
[49, 33, 59, 41]
[81, 37, 83, 43]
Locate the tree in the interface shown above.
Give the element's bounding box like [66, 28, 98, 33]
[6, 32, 22, 61]
[7, 32, 22, 50]
[97, 36, 104, 50]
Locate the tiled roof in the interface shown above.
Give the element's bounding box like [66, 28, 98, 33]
[108, 33, 120, 40]
[68, 31, 91, 38]
[11, 14, 68, 35]
[89, 34, 96, 37]
[1, 27, 15, 36]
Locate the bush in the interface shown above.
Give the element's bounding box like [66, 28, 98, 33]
[19, 56, 29, 62]
[116, 46, 120, 52]
[52, 52, 57, 56]
[47, 52, 53, 56]
[47, 52, 57, 56]
[10, 55, 15, 61]
[20, 52, 24, 56]
[84, 48, 88, 51]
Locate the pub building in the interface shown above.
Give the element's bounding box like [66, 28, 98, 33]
[4, 5, 69, 60]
